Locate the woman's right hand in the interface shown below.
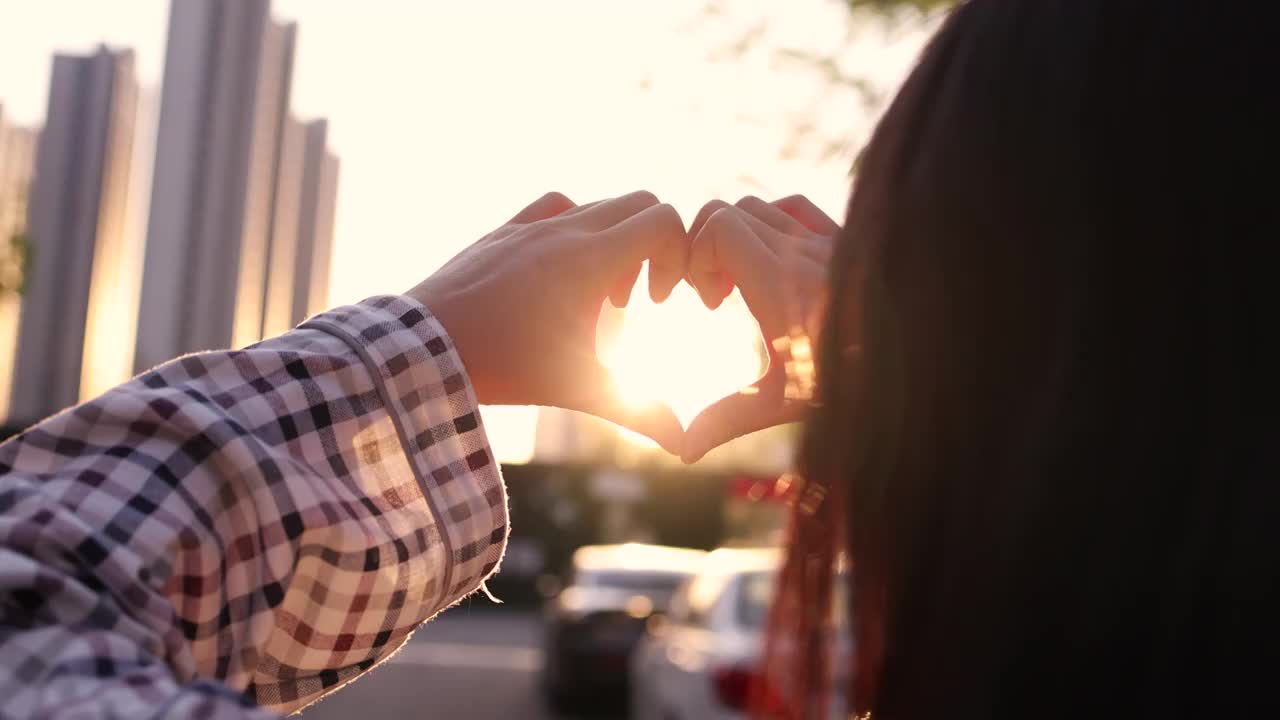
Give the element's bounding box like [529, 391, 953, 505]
[681, 195, 840, 463]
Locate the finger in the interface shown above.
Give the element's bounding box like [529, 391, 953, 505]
[601, 203, 689, 303]
[610, 262, 642, 308]
[508, 191, 576, 224]
[553, 197, 606, 218]
[779, 244, 830, 292]
[796, 233, 835, 264]
[685, 199, 734, 306]
[689, 209, 786, 334]
[772, 194, 841, 235]
[681, 386, 808, 464]
[735, 195, 809, 236]
[710, 203, 796, 257]
[688, 207, 771, 312]
[687, 199, 731, 242]
[559, 190, 660, 231]
[747, 194, 834, 264]
[779, 250, 830, 342]
[575, 364, 685, 456]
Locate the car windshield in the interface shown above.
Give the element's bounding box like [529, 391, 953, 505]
[578, 570, 688, 595]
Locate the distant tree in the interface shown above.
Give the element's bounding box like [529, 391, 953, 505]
[781, 0, 954, 104]
[791, 0, 955, 166]
[0, 232, 29, 298]
[701, 0, 955, 170]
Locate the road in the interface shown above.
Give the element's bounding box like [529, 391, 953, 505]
[297, 608, 623, 720]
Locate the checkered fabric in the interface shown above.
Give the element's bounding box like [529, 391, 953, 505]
[0, 296, 509, 718]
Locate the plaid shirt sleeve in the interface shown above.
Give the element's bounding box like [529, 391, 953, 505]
[0, 295, 509, 719]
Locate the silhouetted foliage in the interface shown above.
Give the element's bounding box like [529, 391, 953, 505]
[697, 0, 953, 172]
[848, 0, 955, 13]
[0, 232, 29, 298]
[787, 0, 953, 167]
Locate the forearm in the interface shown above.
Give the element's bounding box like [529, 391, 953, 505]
[0, 296, 508, 718]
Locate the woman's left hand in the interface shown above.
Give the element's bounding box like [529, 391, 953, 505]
[680, 194, 840, 463]
[407, 190, 690, 455]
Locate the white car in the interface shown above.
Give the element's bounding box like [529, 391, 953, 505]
[630, 547, 849, 720]
[629, 548, 779, 720]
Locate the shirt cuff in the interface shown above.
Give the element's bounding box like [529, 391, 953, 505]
[301, 295, 508, 609]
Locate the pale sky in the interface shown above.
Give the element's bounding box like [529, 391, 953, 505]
[0, 0, 927, 464]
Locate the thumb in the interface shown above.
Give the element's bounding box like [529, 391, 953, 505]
[682, 387, 770, 464]
[681, 377, 807, 464]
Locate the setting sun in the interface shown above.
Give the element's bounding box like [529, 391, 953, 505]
[598, 266, 765, 445]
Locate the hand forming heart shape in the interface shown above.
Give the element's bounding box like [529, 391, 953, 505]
[410, 191, 840, 463]
[601, 194, 841, 461]
[676, 194, 840, 462]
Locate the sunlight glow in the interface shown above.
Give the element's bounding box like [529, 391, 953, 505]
[599, 266, 764, 446]
[481, 405, 539, 465]
[0, 1, 924, 466]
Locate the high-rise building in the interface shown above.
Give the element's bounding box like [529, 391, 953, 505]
[8, 47, 138, 425]
[77, 87, 159, 402]
[135, 0, 297, 372]
[0, 105, 40, 423]
[260, 115, 305, 339]
[292, 120, 339, 326]
[260, 116, 338, 338]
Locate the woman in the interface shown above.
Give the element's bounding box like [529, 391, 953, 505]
[740, 0, 1276, 717]
[2, 1, 1272, 717]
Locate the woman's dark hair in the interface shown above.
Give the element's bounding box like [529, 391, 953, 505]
[770, 1, 1276, 717]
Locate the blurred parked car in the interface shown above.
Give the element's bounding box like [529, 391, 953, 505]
[540, 543, 708, 712]
[630, 547, 849, 720]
